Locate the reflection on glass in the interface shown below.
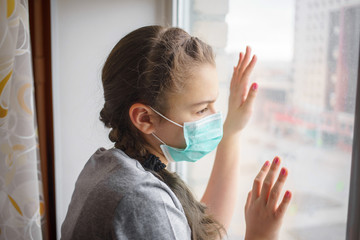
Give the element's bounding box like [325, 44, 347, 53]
[185, 0, 360, 239]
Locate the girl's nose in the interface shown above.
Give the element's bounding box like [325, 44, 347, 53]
[209, 104, 217, 114]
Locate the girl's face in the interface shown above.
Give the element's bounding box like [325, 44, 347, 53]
[152, 63, 219, 150]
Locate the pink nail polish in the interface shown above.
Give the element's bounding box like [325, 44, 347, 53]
[252, 83, 258, 91]
[285, 191, 291, 198]
[281, 168, 287, 176]
[274, 156, 280, 164]
[265, 161, 270, 167]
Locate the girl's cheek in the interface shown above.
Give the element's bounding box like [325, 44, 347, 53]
[172, 126, 187, 148]
[160, 123, 186, 148]
[176, 128, 187, 148]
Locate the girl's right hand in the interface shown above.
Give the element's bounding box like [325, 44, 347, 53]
[244, 156, 292, 240]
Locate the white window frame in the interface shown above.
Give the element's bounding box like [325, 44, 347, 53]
[169, 0, 191, 183]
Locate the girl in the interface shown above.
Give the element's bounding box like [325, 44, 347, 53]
[61, 25, 292, 240]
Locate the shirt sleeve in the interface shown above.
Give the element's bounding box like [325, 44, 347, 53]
[111, 181, 192, 240]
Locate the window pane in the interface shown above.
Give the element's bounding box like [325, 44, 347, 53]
[184, 0, 360, 239]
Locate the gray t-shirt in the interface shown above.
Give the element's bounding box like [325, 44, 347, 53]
[60, 147, 191, 240]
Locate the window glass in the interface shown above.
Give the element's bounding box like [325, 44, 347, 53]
[183, 0, 360, 239]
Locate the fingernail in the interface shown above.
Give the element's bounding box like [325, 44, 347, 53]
[265, 161, 270, 167]
[285, 191, 291, 198]
[274, 156, 280, 164]
[280, 168, 287, 176]
[252, 83, 258, 91]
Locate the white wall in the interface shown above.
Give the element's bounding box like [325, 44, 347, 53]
[50, 0, 171, 238]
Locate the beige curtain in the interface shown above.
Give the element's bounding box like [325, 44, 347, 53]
[0, 0, 45, 239]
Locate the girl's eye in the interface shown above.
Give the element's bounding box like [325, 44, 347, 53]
[197, 107, 208, 115]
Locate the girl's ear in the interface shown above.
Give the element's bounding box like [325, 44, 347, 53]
[129, 103, 156, 134]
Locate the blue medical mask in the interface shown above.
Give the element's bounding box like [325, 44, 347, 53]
[149, 106, 223, 163]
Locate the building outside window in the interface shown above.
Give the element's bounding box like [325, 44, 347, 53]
[177, 0, 360, 239]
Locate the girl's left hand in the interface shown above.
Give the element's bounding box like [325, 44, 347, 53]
[244, 157, 292, 240]
[223, 46, 257, 136]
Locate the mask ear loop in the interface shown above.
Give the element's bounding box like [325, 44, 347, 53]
[151, 133, 166, 145]
[148, 106, 183, 128]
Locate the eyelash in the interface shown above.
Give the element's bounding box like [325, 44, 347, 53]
[197, 107, 209, 115]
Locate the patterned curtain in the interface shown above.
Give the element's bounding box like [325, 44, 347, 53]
[0, 0, 45, 239]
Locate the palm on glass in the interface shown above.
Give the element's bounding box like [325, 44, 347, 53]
[245, 157, 292, 240]
[224, 46, 258, 136]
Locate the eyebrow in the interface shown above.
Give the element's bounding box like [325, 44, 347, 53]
[191, 99, 217, 107]
[191, 92, 219, 107]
